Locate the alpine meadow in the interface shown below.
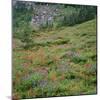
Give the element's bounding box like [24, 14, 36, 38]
[12, 0, 97, 99]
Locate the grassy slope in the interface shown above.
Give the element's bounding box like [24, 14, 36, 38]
[13, 19, 97, 99]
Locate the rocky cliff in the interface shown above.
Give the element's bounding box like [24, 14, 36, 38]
[13, 0, 65, 29]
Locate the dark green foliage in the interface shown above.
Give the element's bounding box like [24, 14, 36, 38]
[71, 56, 87, 64]
[20, 26, 34, 49]
[13, 1, 33, 39]
[78, 6, 97, 23]
[61, 5, 96, 26]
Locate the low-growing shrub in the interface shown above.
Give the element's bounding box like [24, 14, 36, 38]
[71, 56, 87, 64]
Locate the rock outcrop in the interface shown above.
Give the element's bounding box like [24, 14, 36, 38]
[30, 3, 64, 29]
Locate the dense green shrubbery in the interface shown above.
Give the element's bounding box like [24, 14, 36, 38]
[59, 5, 96, 26]
[20, 25, 35, 49]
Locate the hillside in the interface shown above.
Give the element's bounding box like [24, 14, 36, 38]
[13, 19, 97, 99]
[13, 1, 96, 34]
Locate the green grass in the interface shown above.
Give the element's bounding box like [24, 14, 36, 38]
[13, 19, 97, 99]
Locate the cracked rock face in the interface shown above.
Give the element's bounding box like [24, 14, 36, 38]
[13, 0, 65, 29]
[30, 4, 60, 28]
